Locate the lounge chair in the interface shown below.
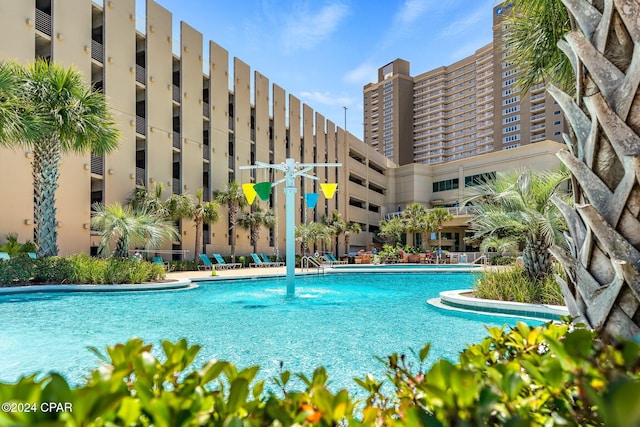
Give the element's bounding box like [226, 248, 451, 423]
[212, 253, 241, 269]
[153, 256, 172, 271]
[259, 253, 285, 267]
[0, 252, 9, 261]
[326, 254, 347, 265]
[249, 253, 266, 268]
[197, 254, 214, 270]
[27, 252, 37, 259]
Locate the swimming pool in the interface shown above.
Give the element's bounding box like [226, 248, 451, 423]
[0, 273, 537, 392]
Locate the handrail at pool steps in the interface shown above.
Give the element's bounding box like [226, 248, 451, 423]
[301, 255, 324, 274]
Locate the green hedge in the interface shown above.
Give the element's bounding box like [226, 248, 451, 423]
[0, 321, 638, 426]
[0, 254, 165, 285]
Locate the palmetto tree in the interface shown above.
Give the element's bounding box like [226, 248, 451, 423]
[165, 189, 220, 264]
[215, 182, 247, 260]
[466, 168, 569, 280]
[295, 222, 331, 256]
[4, 60, 119, 257]
[237, 205, 276, 254]
[479, 235, 519, 257]
[343, 221, 362, 257]
[322, 210, 347, 256]
[379, 217, 404, 248]
[90, 202, 179, 258]
[507, 0, 640, 339]
[401, 203, 431, 251]
[428, 207, 454, 263]
[127, 182, 170, 218]
[0, 61, 38, 144]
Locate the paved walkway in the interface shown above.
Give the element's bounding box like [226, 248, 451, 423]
[166, 266, 299, 281]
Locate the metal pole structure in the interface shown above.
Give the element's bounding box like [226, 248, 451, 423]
[240, 158, 341, 296]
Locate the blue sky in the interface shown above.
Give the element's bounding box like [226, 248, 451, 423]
[148, 0, 496, 140]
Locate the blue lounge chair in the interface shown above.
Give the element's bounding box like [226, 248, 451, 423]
[249, 253, 266, 268]
[27, 252, 37, 259]
[212, 253, 241, 269]
[0, 252, 9, 261]
[197, 254, 214, 270]
[259, 253, 285, 267]
[153, 256, 172, 271]
[326, 254, 347, 265]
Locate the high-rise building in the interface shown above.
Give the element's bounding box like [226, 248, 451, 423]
[363, 4, 567, 166]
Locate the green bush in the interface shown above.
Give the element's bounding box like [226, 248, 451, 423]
[0, 322, 638, 426]
[0, 255, 165, 285]
[474, 265, 563, 305]
[489, 255, 515, 265]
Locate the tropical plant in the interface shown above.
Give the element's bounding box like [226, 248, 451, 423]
[507, 1, 640, 340]
[165, 189, 220, 264]
[479, 235, 519, 256]
[428, 207, 454, 262]
[401, 203, 431, 251]
[90, 202, 179, 258]
[0, 61, 38, 144]
[1, 60, 119, 257]
[215, 182, 247, 261]
[237, 205, 276, 254]
[378, 216, 404, 247]
[126, 182, 169, 218]
[343, 221, 362, 257]
[294, 222, 331, 256]
[465, 168, 569, 280]
[0, 233, 36, 257]
[321, 210, 347, 256]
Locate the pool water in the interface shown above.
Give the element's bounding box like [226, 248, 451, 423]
[0, 273, 537, 392]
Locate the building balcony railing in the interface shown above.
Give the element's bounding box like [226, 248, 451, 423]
[203, 187, 210, 202]
[172, 178, 180, 194]
[172, 85, 180, 102]
[91, 40, 104, 63]
[135, 167, 145, 185]
[135, 65, 145, 84]
[35, 9, 52, 36]
[90, 154, 104, 176]
[228, 116, 235, 131]
[135, 115, 145, 135]
[203, 102, 209, 118]
[203, 144, 210, 160]
[384, 206, 479, 220]
[173, 132, 181, 149]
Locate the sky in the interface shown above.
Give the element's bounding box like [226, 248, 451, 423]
[145, 0, 497, 140]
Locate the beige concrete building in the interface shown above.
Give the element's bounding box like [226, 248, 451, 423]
[0, 0, 566, 259]
[363, 4, 567, 167]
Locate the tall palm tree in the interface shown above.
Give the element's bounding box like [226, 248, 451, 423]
[5, 60, 119, 257]
[127, 182, 169, 218]
[343, 221, 362, 257]
[215, 182, 247, 261]
[322, 210, 346, 256]
[238, 205, 276, 254]
[428, 207, 454, 263]
[401, 203, 430, 251]
[479, 235, 519, 257]
[165, 189, 220, 264]
[90, 202, 178, 258]
[0, 61, 38, 143]
[466, 168, 569, 279]
[507, 0, 640, 339]
[295, 222, 331, 256]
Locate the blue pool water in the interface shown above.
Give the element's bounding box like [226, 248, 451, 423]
[0, 273, 537, 392]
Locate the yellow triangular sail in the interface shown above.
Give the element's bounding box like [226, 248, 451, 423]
[242, 183, 258, 204]
[320, 183, 338, 199]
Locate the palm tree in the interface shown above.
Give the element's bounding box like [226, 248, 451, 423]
[322, 210, 347, 256]
[238, 205, 276, 254]
[401, 203, 430, 251]
[428, 207, 454, 263]
[295, 222, 331, 256]
[0, 233, 36, 257]
[165, 189, 220, 264]
[465, 168, 569, 280]
[379, 217, 404, 248]
[90, 202, 179, 258]
[343, 221, 362, 258]
[215, 182, 247, 261]
[479, 235, 519, 257]
[0, 61, 38, 144]
[3, 60, 119, 257]
[127, 182, 169, 218]
[507, 1, 640, 339]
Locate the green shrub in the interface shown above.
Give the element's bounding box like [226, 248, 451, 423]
[0, 322, 638, 426]
[474, 265, 563, 305]
[168, 259, 197, 271]
[489, 255, 515, 265]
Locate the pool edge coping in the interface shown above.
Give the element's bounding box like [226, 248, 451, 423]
[430, 290, 569, 321]
[0, 279, 193, 295]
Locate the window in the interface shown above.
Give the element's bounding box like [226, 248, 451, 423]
[503, 124, 520, 134]
[383, 101, 393, 108]
[432, 178, 459, 193]
[383, 94, 393, 101]
[465, 172, 496, 187]
[383, 108, 393, 116]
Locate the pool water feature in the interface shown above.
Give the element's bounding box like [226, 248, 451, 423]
[0, 273, 538, 393]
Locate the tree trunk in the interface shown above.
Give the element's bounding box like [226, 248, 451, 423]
[522, 239, 552, 280]
[33, 138, 60, 257]
[194, 216, 203, 264]
[550, 0, 640, 341]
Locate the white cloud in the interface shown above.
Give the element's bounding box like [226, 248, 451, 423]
[282, 2, 350, 53]
[299, 91, 352, 107]
[438, 3, 490, 40]
[343, 62, 378, 85]
[395, 0, 432, 26]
